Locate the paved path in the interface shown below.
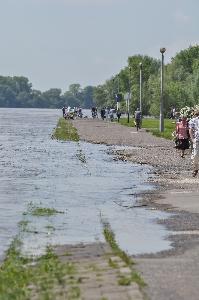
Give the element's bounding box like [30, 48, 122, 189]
[55, 243, 144, 300]
[157, 190, 199, 213]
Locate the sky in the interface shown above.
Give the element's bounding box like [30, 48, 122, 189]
[0, 0, 198, 92]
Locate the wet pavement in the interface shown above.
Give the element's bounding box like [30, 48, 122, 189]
[0, 108, 173, 259]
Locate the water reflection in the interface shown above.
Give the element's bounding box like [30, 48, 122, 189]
[0, 108, 172, 259]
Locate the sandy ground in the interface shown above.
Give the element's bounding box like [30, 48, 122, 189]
[70, 118, 199, 300]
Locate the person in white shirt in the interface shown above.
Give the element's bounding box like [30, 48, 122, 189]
[189, 109, 199, 177]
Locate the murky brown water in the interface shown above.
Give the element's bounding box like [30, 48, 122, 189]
[0, 108, 172, 259]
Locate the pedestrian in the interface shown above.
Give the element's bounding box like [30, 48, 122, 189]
[134, 108, 142, 130]
[170, 105, 176, 119]
[62, 106, 66, 117]
[116, 110, 121, 122]
[189, 109, 199, 177]
[100, 108, 105, 120]
[105, 107, 109, 121]
[175, 116, 189, 158]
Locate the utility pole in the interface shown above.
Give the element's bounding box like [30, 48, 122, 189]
[139, 62, 142, 113]
[160, 47, 166, 132]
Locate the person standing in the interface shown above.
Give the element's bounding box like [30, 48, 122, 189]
[175, 116, 189, 158]
[62, 106, 66, 117]
[116, 110, 121, 122]
[100, 107, 105, 120]
[189, 109, 199, 177]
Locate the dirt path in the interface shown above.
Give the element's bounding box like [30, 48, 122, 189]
[70, 118, 199, 300]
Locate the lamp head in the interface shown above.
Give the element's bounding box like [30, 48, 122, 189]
[160, 47, 166, 54]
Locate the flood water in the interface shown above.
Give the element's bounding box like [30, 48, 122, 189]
[0, 108, 172, 259]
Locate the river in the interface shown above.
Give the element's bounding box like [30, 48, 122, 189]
[0, 108, 172, 259]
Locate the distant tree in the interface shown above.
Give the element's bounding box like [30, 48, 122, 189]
[62, 91, 81, 107]
[0, 84, 16, 107]
[81, 86, 94, 108]
[93, 85, 107, 108]
[171, 45, 199, 74]
[42, 88, 62, 108]
[68, 84, 81, 97]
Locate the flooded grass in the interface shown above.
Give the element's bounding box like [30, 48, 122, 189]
[45, 225, 55, 231]
[103, 224, 132, 266]
[52, 117, 79, 141]
[103, 223, 146, 288]
[23, 203, 64, 217]
[30, 207, 63, 217]
[0, 212, 146, 299]
[18, 220, 30, 232]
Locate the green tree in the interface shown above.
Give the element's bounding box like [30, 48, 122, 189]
[42, 88, 62, 108]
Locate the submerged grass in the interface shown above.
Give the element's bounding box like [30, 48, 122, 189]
[52, 117, 79, 141]
[23, 203, 64, 217]
[103, 223, 146, 288]
[103, 225, 132, 266]
[30, 207, 63, 217]
[18, 220, 30, 232]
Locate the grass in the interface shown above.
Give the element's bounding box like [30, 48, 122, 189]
[0, 238, 32, 300]
[120, 117, 176, 139]
[103, 225, 132, 266]
[30, 207, 63, 217]
[52, 117, 79, 141]
[108, 257, 119, 269]
[118, 272, 146, 287]
[103, 223, 146, 288]
[18, 220, 30, 232]
[0, 240, 78, 300]
[23, 203, 64, 217]
[45, 225, 55, 231]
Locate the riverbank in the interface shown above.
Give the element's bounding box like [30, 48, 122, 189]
[71, 118, 199, 300]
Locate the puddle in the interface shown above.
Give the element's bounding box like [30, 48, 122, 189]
[0, 108, 173, 259]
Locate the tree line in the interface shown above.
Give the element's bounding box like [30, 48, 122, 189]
[0, 78, 95, 109]
[0, 45, 198, 116]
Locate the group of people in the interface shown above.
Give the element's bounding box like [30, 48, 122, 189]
[175, 109, 199, 177]
[62, 106, 83, 119]
[100, 107, 121, 122]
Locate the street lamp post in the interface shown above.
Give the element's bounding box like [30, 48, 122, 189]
[139, 62, 142, 113]
[160, 47, 166, 132]
[117, 74, 120, 111]
[127, 67, 131, 123]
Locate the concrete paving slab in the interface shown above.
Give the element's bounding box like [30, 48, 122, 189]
[157, 190, 199, 213]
